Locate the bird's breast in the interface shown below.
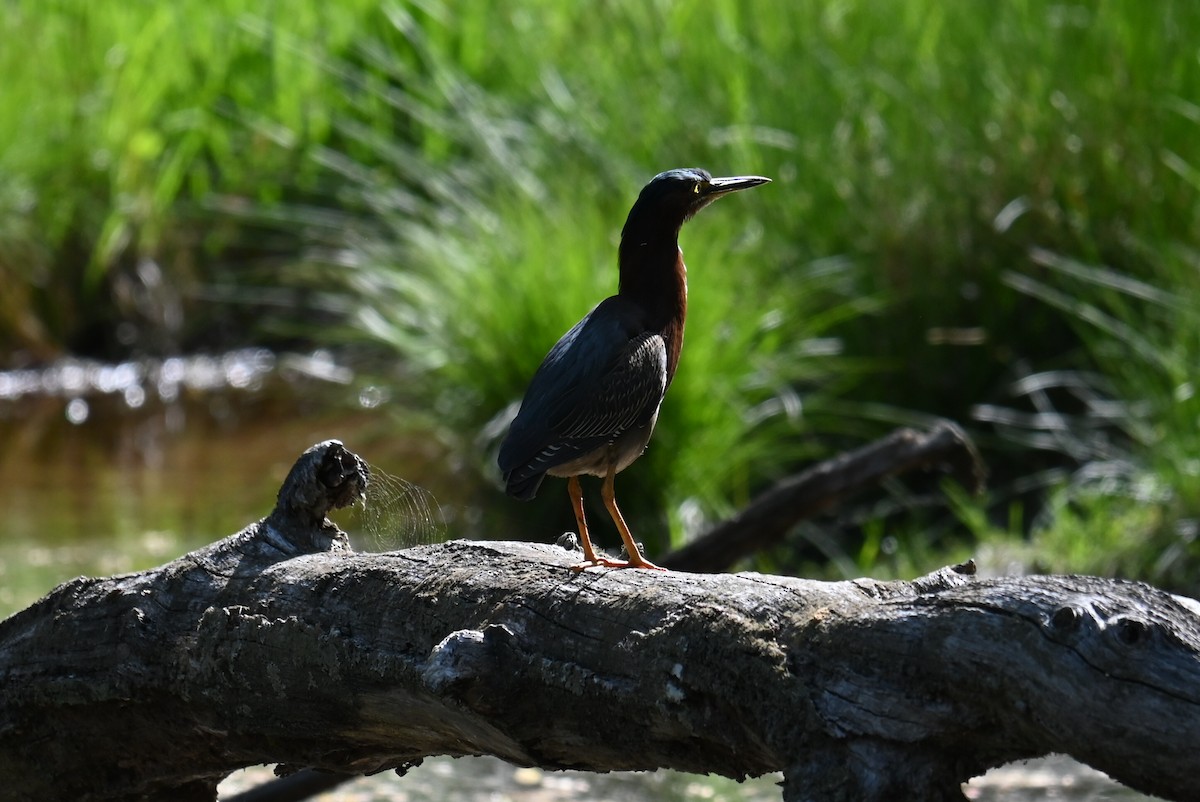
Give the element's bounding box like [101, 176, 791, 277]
[663, 248, 688, 383]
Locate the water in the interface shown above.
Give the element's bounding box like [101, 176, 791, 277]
[217, 758, 785, 801]
[0, 354, 1158, 801]
[0, 351, 451, 613]
[216, 755, 1150, 802]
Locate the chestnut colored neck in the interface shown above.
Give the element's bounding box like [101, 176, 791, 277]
[618, 234, 688, 384]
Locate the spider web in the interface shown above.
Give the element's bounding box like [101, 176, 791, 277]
[357, 463, 447, 551]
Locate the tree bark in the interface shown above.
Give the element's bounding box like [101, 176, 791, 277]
[1, 441, 1198, 802]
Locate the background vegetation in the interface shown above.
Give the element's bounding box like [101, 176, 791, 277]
[3, 1, 1198, 591]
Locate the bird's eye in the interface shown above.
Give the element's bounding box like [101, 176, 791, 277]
[692, 183, 701, 194]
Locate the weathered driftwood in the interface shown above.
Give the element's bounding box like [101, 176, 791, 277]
[1, 441, 1198, 802]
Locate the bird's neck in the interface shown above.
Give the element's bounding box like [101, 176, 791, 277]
[617, 233, 688, 381]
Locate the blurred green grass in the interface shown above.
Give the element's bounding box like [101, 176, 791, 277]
[2, 1, 1198, 589]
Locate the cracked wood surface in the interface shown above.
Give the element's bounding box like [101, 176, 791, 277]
[1, 441, 1198, 802]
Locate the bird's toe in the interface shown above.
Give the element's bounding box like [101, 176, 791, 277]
[568, 555, 666, 572]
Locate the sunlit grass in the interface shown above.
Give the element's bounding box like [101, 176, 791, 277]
[325, 1, 1200, 562]
[4, 0, 1200, 581]
[981, 232, 1200, 592]
[0, 0, 383, 354]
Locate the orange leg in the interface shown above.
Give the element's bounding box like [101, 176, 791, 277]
[567, 475, 603, 567]
[601, 465, 666, 571]
[567, 475, 624, 571]
[566, 474, 656, 571]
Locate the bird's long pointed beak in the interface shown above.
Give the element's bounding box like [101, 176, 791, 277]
[705, 175, 772, 196]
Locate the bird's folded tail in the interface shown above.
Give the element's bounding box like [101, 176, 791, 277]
[504, 469, 545, 501]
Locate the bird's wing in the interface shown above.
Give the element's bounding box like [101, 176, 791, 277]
[498, 298, 668, 494]
[552, 329, 667, 439]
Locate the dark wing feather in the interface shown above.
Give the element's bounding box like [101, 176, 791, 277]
[498, 297, 668, 498]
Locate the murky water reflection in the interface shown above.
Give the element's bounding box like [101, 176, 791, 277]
[0, 352, 454, 614]
[216, 755, 1151, 802]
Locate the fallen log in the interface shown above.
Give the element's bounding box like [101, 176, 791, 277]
[1, 440, 1197, 802]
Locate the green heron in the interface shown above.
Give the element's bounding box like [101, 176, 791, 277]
[498, 168, 770, 570]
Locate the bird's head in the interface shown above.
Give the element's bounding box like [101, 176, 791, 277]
[623, 168, 771, 237]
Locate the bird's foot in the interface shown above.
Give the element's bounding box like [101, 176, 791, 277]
[569, 555, 667, 572]
[620, 541, 665, 571]
[624, 556, 667, 571]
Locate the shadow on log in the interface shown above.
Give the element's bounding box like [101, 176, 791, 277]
[1, 440, 1198, 802]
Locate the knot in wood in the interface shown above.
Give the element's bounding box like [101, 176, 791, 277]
[422, 624, 517, 696]
[951, 559, 977, 576]
[1114, 617, 1150, 646]
[1050, 605, 1082, 632]
[271, 440, 366, 532]
[555, 532, 582, 553]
